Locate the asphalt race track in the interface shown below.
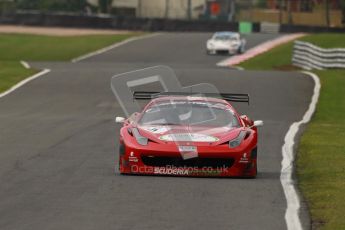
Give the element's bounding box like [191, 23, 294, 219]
[0, 33, 314, 230]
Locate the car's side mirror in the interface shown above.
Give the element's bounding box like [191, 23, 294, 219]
[253, 120, 264, 127]
[115, 116, 125, 123]
[240, 115, 248, 120]
[241, 115, 253, 127]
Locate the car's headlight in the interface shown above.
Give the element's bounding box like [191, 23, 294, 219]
[132, 128, 148, 146]
[229, 131, 246, 148]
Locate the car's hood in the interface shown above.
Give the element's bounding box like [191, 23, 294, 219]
[137, 124, 242, 145]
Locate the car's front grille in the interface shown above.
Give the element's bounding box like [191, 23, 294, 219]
[141, 156, 234, 169]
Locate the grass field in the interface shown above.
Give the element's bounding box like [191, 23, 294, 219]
[0, 33, 136, 61]
[0, 33, 138, 93]
[239, 34, 345, 230]
[0, 61, 37, 93]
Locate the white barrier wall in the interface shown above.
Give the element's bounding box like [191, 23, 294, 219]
[87, 0, 204, 19]
[260, 22, 280, 34]
[138, 0, 204, 19]
[292, 40, 345, 70]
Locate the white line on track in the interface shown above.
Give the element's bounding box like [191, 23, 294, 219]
[0, 69, 51, 99]
[71, 33, 161, 63]
[20, 60, 30, 69]
[280, 71, 320, 230]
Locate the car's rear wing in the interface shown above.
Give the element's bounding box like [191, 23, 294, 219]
[133, 91, 250, 105]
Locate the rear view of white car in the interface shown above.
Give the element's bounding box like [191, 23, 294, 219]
[206, 32, 246, 55]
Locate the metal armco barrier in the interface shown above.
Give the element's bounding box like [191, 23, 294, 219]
[292, 40, 345, 70]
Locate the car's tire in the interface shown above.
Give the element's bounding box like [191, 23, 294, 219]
[119, 159, 126, 175]
[238, 45, 245, 54]
[253, 148, 258, 177]
[246, 166, 257, 179]
[118, 158, 123, 174]
[247, 147, 258, 178]
[118, 143, 126, 174]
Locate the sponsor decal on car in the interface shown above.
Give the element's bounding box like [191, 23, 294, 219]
[159, 133, 219, 142]
[153, 166, 228, 176]
[128, 151, 138, 162]
[239, 152, 249, 163]
[141, 126, 170, 134]
[154, 167, 189, 175]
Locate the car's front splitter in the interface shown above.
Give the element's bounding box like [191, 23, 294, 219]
[119, 152, 257, 177]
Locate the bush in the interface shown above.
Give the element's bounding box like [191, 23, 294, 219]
[15, 0, 88, 12]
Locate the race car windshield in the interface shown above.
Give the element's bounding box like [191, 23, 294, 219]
[214, 35, 238, 41]
[139, 101, 240, 128]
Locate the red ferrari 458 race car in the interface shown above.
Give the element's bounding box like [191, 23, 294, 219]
[115, 92, 263, 178]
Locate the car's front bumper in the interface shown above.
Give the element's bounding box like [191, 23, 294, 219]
[207, 45, 239, 54]
[119, 142, 257, 177]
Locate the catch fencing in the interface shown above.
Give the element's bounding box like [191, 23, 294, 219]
[292, 40, 345, 70]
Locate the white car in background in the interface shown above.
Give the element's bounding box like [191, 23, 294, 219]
[206, 32, 246, 55]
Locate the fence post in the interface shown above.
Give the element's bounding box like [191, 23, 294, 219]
[187, 0, 191, 20]
[325, 0, 330, 27]
[279, 0, 283, 24]
[165, 0, 169, 19]
[137, 0, 141, 17]
[249, 0, 253, 22]
[288, 0, 292, 24]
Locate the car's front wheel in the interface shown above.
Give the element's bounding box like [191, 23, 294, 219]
[118, 143, 126, 174]
[244, 147, 258, 178]
[238, 45, 245, 54]
[250, 147, 258, 178]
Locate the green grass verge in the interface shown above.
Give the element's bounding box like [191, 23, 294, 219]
[298, 70, 345, 230]
[0, 61, 37, 93]
[239, 33, 345, 70]
[239, 33, 345, 230]
[0, 33, 137, 61]
[0, 33, 139, 93]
